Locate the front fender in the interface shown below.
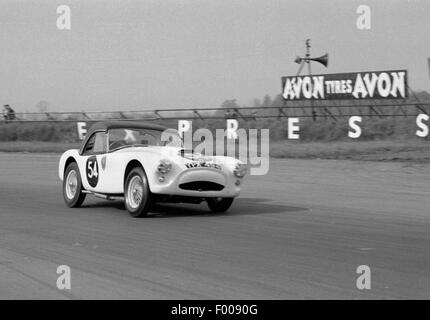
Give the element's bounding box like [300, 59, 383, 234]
[58, 149, 80, 181]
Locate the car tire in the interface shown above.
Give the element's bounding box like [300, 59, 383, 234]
[206, 197, 234, 213]
[63, 162, 86, 208]
[124, 167, 152, 217]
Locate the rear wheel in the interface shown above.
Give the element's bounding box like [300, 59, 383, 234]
[124, 167, 152, 217]
[63, 162, 86, 208]
[206, 197, 234, 213]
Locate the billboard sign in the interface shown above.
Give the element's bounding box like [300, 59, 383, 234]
[282, 70, 408, 100]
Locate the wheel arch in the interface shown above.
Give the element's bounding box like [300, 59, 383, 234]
[124, 159, 145, 187]
[64, 156, 77, 173]
[59, 155, 78, 181]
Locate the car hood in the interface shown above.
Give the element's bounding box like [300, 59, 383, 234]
[116, 146, 238, 166]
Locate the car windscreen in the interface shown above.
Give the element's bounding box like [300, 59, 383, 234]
[108, 128, 182, 151]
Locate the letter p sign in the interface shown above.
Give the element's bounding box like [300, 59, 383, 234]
[178, 120, 191, 138]
[178, 120, 192, 149]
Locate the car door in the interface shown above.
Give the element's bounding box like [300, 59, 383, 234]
[97, 128, 132, 194]
[79, 131, 107, 192]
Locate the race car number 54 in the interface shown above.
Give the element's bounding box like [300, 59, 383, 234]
[86, 156, 99, 187]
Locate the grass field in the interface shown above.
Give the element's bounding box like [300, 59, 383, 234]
[270, 139, 430, 162]
[0, 116, 425, 142]
[1, 139, 428, 163]
[0, 116, 428, 161]
[0, 141, 79, 153]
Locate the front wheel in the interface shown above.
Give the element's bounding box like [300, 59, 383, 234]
[63, 162, 86, 208]
[124, 167, 152, 217]
[206, 197, 234, 213]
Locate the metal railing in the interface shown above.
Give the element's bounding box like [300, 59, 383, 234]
[2, 101, 429, 123]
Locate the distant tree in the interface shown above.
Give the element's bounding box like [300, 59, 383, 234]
[262, 94, 272, 108]
[220, 99, 240, 119]
[253, 98, 262, 108]
[221, 99, 240, 110]
[36, 100, 49, 113]
[271, 94, 284, 108]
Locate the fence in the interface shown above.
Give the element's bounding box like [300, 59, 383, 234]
[2, 101, 430, 123]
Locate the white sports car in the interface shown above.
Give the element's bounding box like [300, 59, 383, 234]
[58, 121, 247, 217]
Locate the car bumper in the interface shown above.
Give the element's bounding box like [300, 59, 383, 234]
[148, 168, 243, 198]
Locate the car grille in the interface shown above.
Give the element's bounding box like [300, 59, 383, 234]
[179, 181, 224, 191]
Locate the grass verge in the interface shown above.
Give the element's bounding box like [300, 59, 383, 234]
[0, 141, 80, 153]
[0, 140, 428, 163]
[270, 140, 430, 162]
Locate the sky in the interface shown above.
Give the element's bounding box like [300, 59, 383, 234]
[0, 0, 429, 112]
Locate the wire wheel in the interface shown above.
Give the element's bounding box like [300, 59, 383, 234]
[63, 162, 86, 208]
[126, 176, 145, 209]
[65, 170, 78, 200]
[124, 167, 152, 217]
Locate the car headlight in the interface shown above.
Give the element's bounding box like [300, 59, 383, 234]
[157, 159, 172, 174]
[233, 163, 247, 178]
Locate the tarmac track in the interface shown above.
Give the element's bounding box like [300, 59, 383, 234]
[0, 153, 429, 299]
